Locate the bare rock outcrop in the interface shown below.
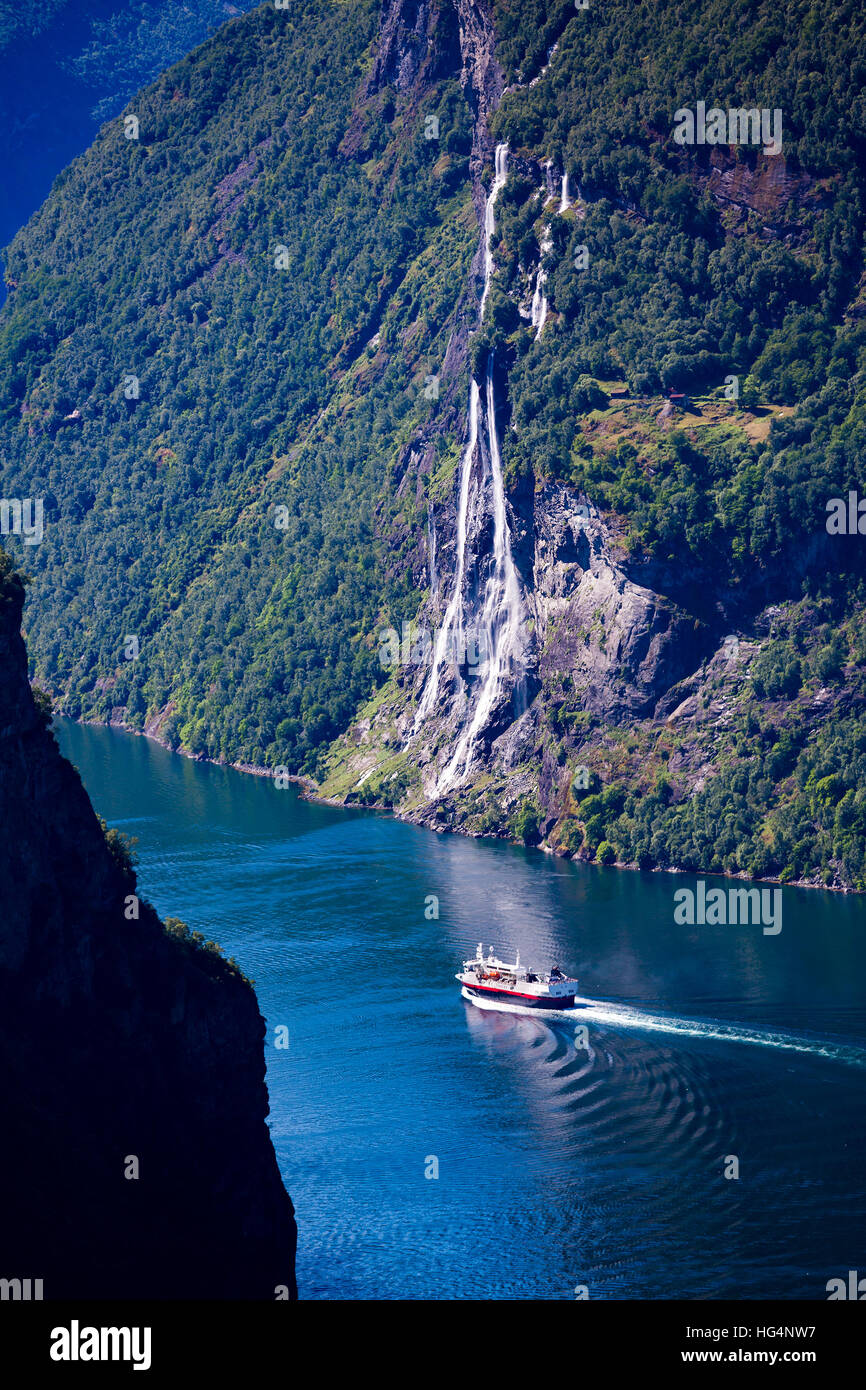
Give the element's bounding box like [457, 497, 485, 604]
[530, 488, 707, 721]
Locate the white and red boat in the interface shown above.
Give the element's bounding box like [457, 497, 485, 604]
[457, 944, 577, 1011]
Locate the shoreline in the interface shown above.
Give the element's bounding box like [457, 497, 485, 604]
[54, 710, 857, 897]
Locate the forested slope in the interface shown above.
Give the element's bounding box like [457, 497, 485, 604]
[2, 0, 866, 888]
[0, 0, 260, 270]
[1, 0, 473, 768]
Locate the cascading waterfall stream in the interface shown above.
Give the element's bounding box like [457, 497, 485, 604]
[416, 148, 510, 730]
[530, 228, 552, 339]
[480, 142, 509, 320]
[533, 163, 575, 338]
[530, 268, 546, 337]
[416, 143, 526, 793]
[413, 380, 480, 727]
[437, 356, 524, 792]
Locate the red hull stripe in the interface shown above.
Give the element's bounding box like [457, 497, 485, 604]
[463, 980, 573, 1001]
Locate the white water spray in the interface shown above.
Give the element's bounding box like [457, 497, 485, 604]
[438, 356, 524, 791]
[559, 171, 571, 213]
[530, 268, 547, 336]
[416, 143, 526, 788]
[414, 381, 480, 727]
[464, 991, 866, 1069]
[479, 142, 509, 323]
[530, 227, 552, 339]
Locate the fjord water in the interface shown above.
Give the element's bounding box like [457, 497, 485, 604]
[58, 718, 866, 1301]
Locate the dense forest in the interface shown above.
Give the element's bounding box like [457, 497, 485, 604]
[2, 0, 866, 888]
[0, 0, 259, 269]
[476, 0, 866, 888]
[0, 0, 471, 770]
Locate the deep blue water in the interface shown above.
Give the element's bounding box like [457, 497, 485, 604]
[57, 717, 866, 1301]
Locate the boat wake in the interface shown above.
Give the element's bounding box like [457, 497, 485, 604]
[462, 988, 866, 1069]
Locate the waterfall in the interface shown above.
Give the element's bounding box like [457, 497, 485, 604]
[437, 357, 524, 792]
[529, 41, 559, 89]
[416, 144, 507, 730]
[530, 227, 552, 339]
[415, 143, 526, 789]
[479, 142, 509, 323]
[559, 171, 571, 213]
[543, 158, 555, 202]
[530, 268, 547, 336]
[413, 381, 480, 727]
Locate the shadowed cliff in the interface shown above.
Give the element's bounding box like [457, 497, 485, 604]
[0, 552, 297, 1299]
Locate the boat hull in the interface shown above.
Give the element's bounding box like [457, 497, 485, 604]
[461, 982, 576, 1010]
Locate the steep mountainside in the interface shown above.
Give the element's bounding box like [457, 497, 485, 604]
[0, 0, 259, 281]
[2, 0, 866, 889]
[0, 551, 296, 1298]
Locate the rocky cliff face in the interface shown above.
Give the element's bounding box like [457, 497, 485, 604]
[324, 465, 721, 816]
[316, 0, 857, 887]
[0, 559, 296, 1299]
[527, 491, 708, 724]
[322, 0, 707, 801]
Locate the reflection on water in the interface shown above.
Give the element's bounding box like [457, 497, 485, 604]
[58, 718, 866, 1300]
